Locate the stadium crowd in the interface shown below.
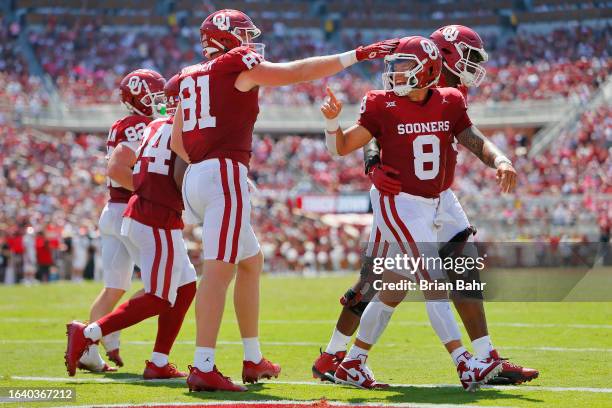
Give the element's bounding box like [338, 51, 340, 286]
[14, 21, 610, 106]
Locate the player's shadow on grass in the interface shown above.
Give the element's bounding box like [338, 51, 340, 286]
[179, 383, 541, 405]
[345, 384, 542, 405]
[86, 374, 541, 405]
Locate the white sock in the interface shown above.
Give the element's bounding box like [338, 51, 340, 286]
[472, 335, 494, 360]
[84, 323, 102, 341]
[79, 344, 105, 369]
[101, 331, 121, 351]
[426, 300, 462, 344]
[325, 328, 351, 354]
[347, 344, 369, 360]
[356, 301, 395, 345]
[151, 352, 169, 367]
[450, 346, 470, 367]
[242, 337, 263, 363]
[194, 347, 215, 372]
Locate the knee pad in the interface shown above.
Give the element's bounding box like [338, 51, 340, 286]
[340, 256, 379, 308]
[439, 227, 483, 300]
[438, 226, 477, 259]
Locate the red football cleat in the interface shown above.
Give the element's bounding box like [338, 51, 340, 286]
[143, 360, 187, 379]
[77, 362, 117, 373]
[487, 350, 539, 385]
[186, 365, 247, 392]
[312, 349, 346, 382]
[65, 321, 92, 377]
[242, 357, 281, 384]
[106, 349, 124, 367]
[334, 355, 388, 389]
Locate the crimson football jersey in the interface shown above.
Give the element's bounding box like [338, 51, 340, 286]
[106, 114, 152, 203]
[178, 46, 263, 168]
[359, 87, 472, 198]
[437, 76, 469, 191]
[124, 117, 184, 230]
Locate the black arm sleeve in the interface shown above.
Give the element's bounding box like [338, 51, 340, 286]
[363, 139, 381, 175]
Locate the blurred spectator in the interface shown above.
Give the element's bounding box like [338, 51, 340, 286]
[35, 229, 54, 282]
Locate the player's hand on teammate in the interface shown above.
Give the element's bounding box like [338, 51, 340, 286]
[369, 164, 401, 196]
[496, 162, 517, 193]
[321, 87, 343, 120]
[356, 38, 400, 61]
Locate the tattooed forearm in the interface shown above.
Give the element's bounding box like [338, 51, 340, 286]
[456, 126, 506, 168]
[363, 138, 381, 174]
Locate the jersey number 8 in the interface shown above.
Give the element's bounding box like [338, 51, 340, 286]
[413, 134, 440, 180]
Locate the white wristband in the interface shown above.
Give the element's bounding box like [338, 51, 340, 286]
[325, 131, 338, 156]
[339, 50, 358, 68]
[494, 156, 512, 168]
[325, 117, 339, 133]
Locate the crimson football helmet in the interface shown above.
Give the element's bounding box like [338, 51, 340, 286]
[164, 74, 180, 116]
[382, 36, 442, 96]
[119, 69, 166, 117]
[430, 25, 488, 87]
[200, 9, 265, 58]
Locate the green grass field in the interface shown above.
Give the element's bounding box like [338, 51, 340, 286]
[1, 275, 611, 407]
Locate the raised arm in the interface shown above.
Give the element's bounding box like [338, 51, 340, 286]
[321, 87, 373, 156]
[235, 39, 398, 91]
[108, 144, 138, 191]
[456, 125, 517, 193]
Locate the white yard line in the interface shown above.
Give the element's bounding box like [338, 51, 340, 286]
[1, 339, 611, 353]
[7, 376, 612, 394]
[63, 400, 513, 408]
[2, 317, 611, 330]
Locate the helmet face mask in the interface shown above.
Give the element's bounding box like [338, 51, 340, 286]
[382, 55, 425, 96]
[449, 41, 488, 87]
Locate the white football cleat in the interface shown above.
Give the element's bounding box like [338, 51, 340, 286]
[333, 355, 389, 389]
[457, 354, 503, 392]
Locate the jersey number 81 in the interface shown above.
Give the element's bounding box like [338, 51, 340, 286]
[181, 76, 217, 131]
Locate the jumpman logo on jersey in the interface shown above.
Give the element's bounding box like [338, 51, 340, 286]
[441, 96, 449, 104]
[385, 101, 396, 108]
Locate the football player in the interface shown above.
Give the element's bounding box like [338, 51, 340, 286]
[320, 36, 518, 390]
[77, 69, 165, 373]
[169, 8, 398, 392]
[66, 75, 198, 379]
[314, 25, 538, 387]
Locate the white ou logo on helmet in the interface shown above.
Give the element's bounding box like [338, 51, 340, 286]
[212, 13, 230, 30]
[127, 76, 142, 95]
[442, 26, 460, 42]
[420, 39, 438, 60]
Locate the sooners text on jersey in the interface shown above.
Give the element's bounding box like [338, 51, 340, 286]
[178, 46, 263, 168]
[359, 87, 472, 198]
[106, 114, 152, 203]
[124, 117, 184, 230]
